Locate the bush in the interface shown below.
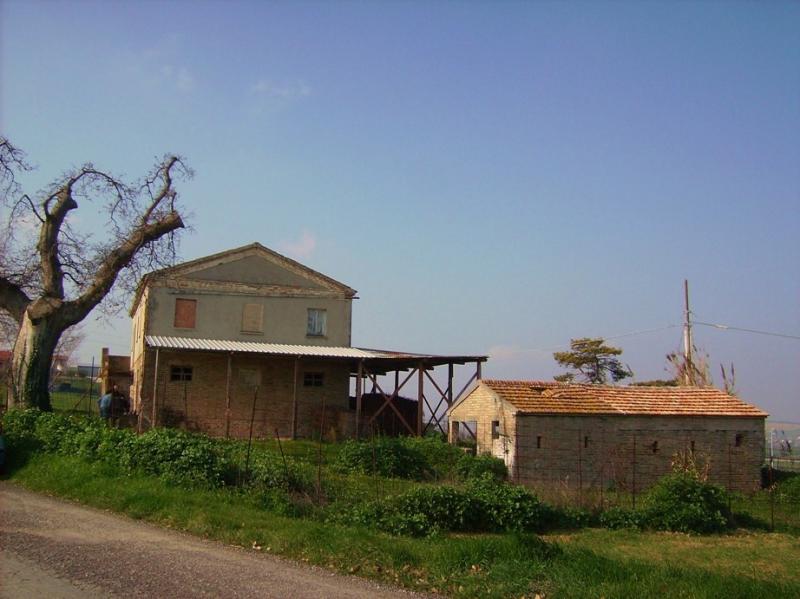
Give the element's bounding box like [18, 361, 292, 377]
[120, 427, 227, 487]
[640, 471, 732, 533]
[247, 452, 314, 495]
[332, 475, 570, 537]
[332, 437, 432, 480]
[455, 453, 507, 482]
[599, 506, 643, 530]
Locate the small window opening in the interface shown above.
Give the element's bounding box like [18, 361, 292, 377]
[651, 441, 659, 454]
[735, 433, 744, 447]
[170, 366, 193, 382]
[584, 435, 589, 449]
[491, 420, 500, 440]
[303, 372, 324, 387]
[690, 440, 696, 453]
[536, 435, 542, 449]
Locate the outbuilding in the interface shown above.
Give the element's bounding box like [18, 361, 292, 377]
[448, 380, 767, 493]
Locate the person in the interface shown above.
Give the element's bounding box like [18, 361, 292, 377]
[98, 389, 113, 420]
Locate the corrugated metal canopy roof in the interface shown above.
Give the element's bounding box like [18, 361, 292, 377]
[144, 336, 486, 371]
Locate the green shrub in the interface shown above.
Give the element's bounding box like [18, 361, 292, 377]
[247, 452, 314, 495]
[777, 476, 800, 501]
[599, 506, 644, 529]
[120, 428, 227, 487]
[455, 452, 507, 482]
[332, 437, 432, 480]
[640, 471, 731, 533]
[466, 474, 555, 531]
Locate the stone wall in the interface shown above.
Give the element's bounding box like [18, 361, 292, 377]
[135, 349, 354, 440]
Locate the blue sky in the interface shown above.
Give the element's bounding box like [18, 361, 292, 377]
[2, 1, 798, 420]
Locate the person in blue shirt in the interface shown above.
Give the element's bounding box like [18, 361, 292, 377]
[98, 390, 113, 420]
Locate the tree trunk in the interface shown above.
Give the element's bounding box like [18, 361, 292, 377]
[9, 314, 64, 411]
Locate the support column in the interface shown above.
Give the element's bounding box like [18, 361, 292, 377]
[355, 360, 363, 439]
[477, 360, 482, 381]
[151, 348, 160, 429]
[417, 362, 424, 436]
[447, 363, 454, 406]
[224, 353, 233, 438]
[291, 357, 299, 439]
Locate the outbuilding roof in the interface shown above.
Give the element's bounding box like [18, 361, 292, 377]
[480, 379, 768, 418]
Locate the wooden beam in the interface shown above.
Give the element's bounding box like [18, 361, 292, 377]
[291, 357, 299, 440]
[417, 362, 424, 436]
[364, 367, 415, 435]
[151, 348, 160, 429]
[355, 360, 363, 439]
[224, 353, 232, 438]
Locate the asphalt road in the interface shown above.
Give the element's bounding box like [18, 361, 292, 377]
[0, 482, 422, 598]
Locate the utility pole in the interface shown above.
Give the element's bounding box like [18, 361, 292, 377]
[683, 279, 694, 385]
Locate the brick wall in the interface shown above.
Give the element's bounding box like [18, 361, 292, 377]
[136, 349, 353, 440]
[514, 414, 765, 493]
[450, 386, 765, 493]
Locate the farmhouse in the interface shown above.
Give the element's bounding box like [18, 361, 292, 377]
[448, 380, 767, 493]
[128, 243, 485, 439]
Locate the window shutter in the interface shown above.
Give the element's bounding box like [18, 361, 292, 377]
[174, 299, 197, 328]
[242, 303, 264, 333]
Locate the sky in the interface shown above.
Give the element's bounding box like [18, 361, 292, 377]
[1, 1, 798, 421]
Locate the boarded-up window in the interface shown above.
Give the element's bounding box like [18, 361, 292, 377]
[241, 303, 264, 333]
[238, 367, 261, 388]
[307, 309, 327, 337]
[174, 298, 197, 329]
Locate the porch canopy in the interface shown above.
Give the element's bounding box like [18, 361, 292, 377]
[145, 335, 487, 437]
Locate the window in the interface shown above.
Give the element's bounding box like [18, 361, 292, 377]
[491, 420, 500, 440]
[690, 440, 696, 453]
[238, 368, 261, 388]
[170, 366, 193, 382]
[307, 308, 327, 337]
[536, 436, 542, 449]
[241, 303, 264, 333]
[174, 298, 197, 329]
[584, 436, 590, 449]
[303, 372, 324, 387]
[735, 433, 744, 447]
[651, 441, 659, 454]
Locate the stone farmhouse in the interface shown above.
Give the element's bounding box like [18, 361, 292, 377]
[448, 380, 767, 493]
[128, 243, 485, 439]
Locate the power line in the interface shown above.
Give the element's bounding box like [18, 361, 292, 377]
[694, 321, 800, 341]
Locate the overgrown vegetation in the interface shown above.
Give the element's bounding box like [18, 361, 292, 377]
[2, 408, 798, 598]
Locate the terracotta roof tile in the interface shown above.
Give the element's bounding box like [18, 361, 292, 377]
[481, 379, 768, 418]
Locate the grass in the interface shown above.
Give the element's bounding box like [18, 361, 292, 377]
[4, 448, 799, 598]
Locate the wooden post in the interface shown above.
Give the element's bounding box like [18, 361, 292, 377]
[447, 363, 454, 407]
[291, 357, 299, 440]
[355, 360, 363, 439]
[417, 362, 424, 436]
[476, 360, 482, 381]
[224, 353, 233, 438]
[151, 348, 160, 429]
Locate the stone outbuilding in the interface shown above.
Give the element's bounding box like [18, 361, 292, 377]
[448, 380, 767, 493]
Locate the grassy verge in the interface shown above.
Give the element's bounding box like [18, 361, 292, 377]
[5, 449, 798, 598]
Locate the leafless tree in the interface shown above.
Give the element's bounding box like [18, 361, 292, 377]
[0, 135, 191, 410]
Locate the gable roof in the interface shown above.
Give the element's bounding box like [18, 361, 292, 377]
[130, 242, 356, 314]
[479, 379, 768, 418]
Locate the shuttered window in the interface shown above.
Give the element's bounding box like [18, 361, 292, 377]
[241, 303, 264, 333]
[307, 308, 327, 337]
[174, 298, 197, 329]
